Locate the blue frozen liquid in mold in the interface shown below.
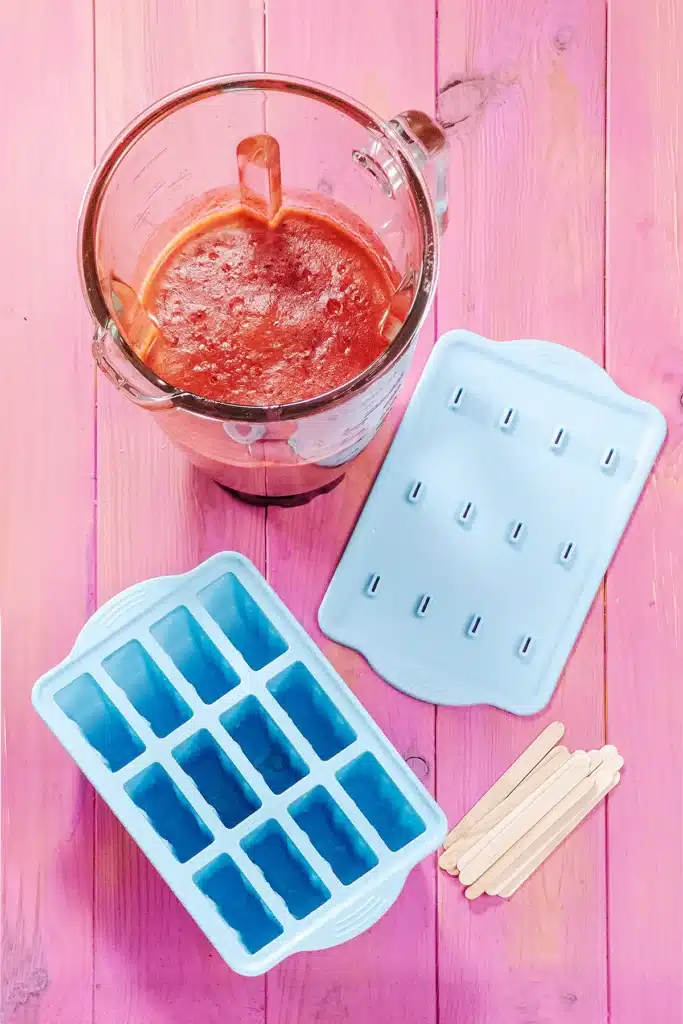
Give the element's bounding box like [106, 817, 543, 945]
[289, 786, 378, 885]
[267, 662, 356, 760]
[195, 854, 283, 954]
[55, 673, 145, 772]
[242, 819, 330, 920]
[150, 606, 240, 703]
[174, 729, 261, 828]
[337, 752, 426, 852]
[198, 572, 287, 670]
[221, 696, 308, 795]
[103, 640, 192, 738]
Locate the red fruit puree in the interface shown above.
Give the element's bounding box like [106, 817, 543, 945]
[141, 207, 397, 406]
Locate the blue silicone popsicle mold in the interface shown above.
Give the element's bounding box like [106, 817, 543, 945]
[32, 553, 446, 976]
[319, 330, 667, 714]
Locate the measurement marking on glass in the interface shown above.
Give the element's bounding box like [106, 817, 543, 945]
[415, 595, 431, 618]
[499, 406, 517, 431]
[366, 574, 381, 597]
[448, 386, 464, 410]
[466, 614, 482, 638]
[407, 480, 424, 504]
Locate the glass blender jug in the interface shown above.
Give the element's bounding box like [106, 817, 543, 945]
[79, 75, 448, 505]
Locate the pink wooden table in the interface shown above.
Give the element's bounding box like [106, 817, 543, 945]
[2, 2, 682, 1022]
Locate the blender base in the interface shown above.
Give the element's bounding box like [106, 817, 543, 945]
[216, 474, 345, 508]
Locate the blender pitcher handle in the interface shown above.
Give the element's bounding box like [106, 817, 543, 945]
[389, 111, 449, 234]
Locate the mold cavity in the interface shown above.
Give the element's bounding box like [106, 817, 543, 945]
[150, 606, 239, 704]
[54, 673, 145, 772]
[415, 594, 431, 618]
[198, 572, 287, 671]
[448, 386, 464, 409]
[601, 446, 618, 472]
[559, 541, 575, 566]
[499, 406, 517, 431]
[174, 729, 261, 829]
[366, 573, 381, 598]
[508, 521, 525, 545]
[550, 427, 567, 452]
[221, 696, 308, 794]
[194, 853, 283, 954]
[289, 786, 378, 885]
[518, 635, 534, 659]
[242, 819, 331, 919]
[337, 752, 426, 852]
[103, 640, 192, 738]
[125, 762, 213, 863]
[407, 480, 423, 504]
[458, 500, 475, 527]
[466, 614, 482, 637]
[267, 662, 356, 761]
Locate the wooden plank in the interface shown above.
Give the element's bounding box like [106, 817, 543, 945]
[0, 3, 96, 1022]
[93, 3, 266, 1021]
[264, 4, 439, 1022]
[436, 3, 609, 1021]
[605, 1, 683, 1019]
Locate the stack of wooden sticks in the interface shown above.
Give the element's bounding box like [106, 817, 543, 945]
[439, 722, 622, 899]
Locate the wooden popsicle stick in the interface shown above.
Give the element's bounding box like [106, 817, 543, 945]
[465, 772, 598, 899]
[454, 748, 621, 884]
[456, 751, 587, 875]
[439, 746, 568, 873]
[593, 746, 623, 779]
[458, 751, 591, 886]
[496, 770, 621, 898]
[438, 746, 570, 872]
[580, 746, 622, 785]
[442, 721, 565, 849]
[474, 751, 623, 898]
[484, 755, 624, 898]
[527, 745, 570, 780]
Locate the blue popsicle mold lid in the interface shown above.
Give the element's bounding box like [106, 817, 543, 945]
[32, 552, 446, 976]
[319, 330, 667, 714]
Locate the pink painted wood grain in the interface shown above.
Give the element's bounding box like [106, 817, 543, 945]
[606, 1, 683, 1019]
[92, 3, 265, 1022]
[264, 3, 439, 1022]
[0, 3, 96, 1022]
[2, 1, 682, 1021]
[435, 3, 609, 1022]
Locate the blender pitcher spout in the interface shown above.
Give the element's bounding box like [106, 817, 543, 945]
[389, 110, 449, 234]
[92, 325, 179, 411]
